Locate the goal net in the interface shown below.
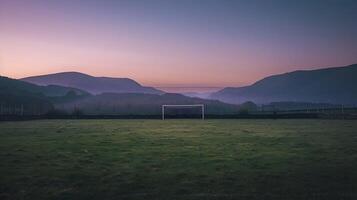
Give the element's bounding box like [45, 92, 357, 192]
[162, 104, 205, 120]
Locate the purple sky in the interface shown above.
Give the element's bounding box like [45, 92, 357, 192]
[1, 0, 357, 92]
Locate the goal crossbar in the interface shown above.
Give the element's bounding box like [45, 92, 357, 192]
[162, 104, 205, 120]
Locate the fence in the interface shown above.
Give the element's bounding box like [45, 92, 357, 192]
[0, 103, 50, 116]
[1, 103, 357, 120]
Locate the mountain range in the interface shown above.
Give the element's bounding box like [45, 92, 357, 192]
[211, 64, 357, 104]
[20, 64, 357, 105]
[1, 63, 357, 116]
[0, 76, 243, 115]
[22, 72, 163, 95]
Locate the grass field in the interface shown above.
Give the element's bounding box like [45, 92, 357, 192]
[0, 119, 357, 200]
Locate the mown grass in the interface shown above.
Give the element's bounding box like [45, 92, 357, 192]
[0, 119, 356, 200]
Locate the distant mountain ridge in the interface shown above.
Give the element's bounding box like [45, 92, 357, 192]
[1, 76, 89, 97]
[1, 75, 244, 115]
[211, 64, 357, 104]
[22, 72, 163, 95]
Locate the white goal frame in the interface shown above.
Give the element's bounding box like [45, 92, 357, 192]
[162, 104, 205, 120]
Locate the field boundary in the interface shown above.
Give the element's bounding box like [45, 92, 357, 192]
[0, 113, 325, 121]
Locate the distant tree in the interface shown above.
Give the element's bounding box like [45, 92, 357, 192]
[46, 109, 68, 116]
[238, 101, 258, 114]
[72, 107, 84, 116]
[66, 90, 77, 98]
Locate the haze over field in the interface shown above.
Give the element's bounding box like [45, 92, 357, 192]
[1, 0, 357, 92]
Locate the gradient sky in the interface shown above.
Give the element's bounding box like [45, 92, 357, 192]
[1, 0, 357, 91]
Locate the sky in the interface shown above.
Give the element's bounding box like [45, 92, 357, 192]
[1, 0, 357, 92]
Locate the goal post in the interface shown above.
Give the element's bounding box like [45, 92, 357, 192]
[162, 104, 205, 120]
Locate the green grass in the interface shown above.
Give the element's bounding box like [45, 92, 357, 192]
[0, 119, 357, 200]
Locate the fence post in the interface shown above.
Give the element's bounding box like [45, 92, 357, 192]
[162, 106, 165, 120]
[21, 104, 24, 116]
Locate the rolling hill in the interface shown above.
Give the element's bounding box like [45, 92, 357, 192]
[1, 76, 89, 97]
[210, 64, 357, 104]
[1, 76, 246, 115]
[56, 93, 241, 115]
[22, 72, 163, 95]
[0, 76, 89, 114]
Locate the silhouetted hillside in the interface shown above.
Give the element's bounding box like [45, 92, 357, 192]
[22, 72, 163, 95]
[211, 64, 357, 104]
[1, 76, 88, 97]
[56, 93, 241, 115]
[0, 76, 258, 116]
[0, 77, 52, 114]
[0, 76, 92, 115]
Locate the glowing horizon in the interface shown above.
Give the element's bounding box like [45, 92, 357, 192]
[1, 0, 357, 92]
